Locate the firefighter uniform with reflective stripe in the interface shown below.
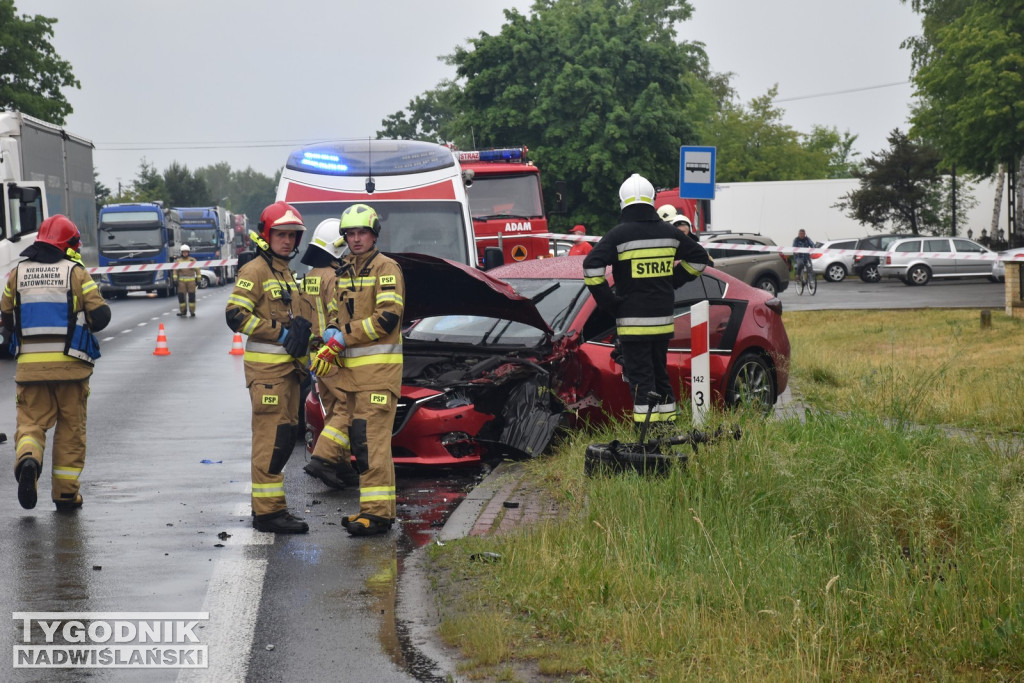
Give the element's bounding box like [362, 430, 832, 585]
[324, 248, 404, 522]
[225, 254, 313, 517]
[1, 258, 109, 507]
[583, 203, 711, 425]
[173, 255, 200, 316]
[301, 265, 352, 476]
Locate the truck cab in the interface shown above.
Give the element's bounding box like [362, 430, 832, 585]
[97, 203, 180, 298]
[457, 147, 551, 266]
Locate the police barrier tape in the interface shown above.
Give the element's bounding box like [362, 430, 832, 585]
[87, 259, 238, 275]
[532, 233, 1024, 262]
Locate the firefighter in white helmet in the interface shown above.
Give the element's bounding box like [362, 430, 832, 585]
[299, 219, 360, 490]
[583, 174, 711, 428]
[225, 201, 315, 534]
[310, 203, 405, 537]
[173, 244, 200, 317]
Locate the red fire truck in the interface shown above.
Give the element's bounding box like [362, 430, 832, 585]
[457, 147, 552, 265]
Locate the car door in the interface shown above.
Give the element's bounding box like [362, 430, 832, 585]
[951, 238, 990, 277]
[923, 238, 954, 277]
[667, 276, 742, 401]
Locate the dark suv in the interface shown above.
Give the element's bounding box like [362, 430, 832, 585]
[700, 233, 790, 295]
[851, 234, 906, 283]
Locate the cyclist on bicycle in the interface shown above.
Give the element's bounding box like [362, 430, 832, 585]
[792, 229, 815, 280]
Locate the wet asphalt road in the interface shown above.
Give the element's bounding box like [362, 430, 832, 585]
[777, 274, 1006, 311]
[0, 286, 478, 682]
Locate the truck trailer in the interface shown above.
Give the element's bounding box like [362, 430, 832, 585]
[0, 111, 96, 275]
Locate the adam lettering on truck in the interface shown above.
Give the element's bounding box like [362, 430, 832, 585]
[0, 111, 97, 276]
[276, 139, 477, 269]
[458, 147, 562, 266]
[97, 203, 181, 298]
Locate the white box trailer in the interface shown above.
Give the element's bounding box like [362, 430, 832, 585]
[0, 111, 96, 275]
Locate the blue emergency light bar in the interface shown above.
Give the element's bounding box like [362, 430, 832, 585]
[286, 140, 455, 176]
[457, 147, 526, 163]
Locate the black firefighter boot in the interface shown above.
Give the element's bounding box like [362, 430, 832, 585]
[343, 513, 394, 537]
[16, 458, 40, 510]
[303, 456, 359, 490]
[252, 509, 309, 534]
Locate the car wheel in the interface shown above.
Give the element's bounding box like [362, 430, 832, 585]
[824, 263, 847, 282]
[583, 443, 681, 477]
[907, 264, 931, 286]
[725, 352, 776, 414]
[199, 275, 209, 289]
[859, 263, 881, 283]
[752, 275, 778, 296]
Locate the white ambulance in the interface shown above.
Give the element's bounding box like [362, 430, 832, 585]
[275, 139, 478, 268]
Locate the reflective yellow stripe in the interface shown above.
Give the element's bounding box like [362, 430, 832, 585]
[53, 467, 82, 480]
[584, 276, 605, 286]
[617, 324, 674, 336]
[362, 318, 380, 341]
[17, 436, 44, 453]
[252, 482, 285, 497]
[228, 295, 254, 311]
[360, 485, 396, 503]
[375, 292, 404, 305]
[241, 317, 258, 335]
[343, 353, 403, 368]
[81, 280, 98, 293]
[618, 246, 676, 261]
[18, 353, 79, 363]
[244, 352, 295, 364]
[322, 425, 351, 448]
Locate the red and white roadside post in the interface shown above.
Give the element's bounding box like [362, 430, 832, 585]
[690, 300, 710, 426]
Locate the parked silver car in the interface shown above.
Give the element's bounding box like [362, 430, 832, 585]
[811, 238, 859, 282]
[878, 236, 998, 286]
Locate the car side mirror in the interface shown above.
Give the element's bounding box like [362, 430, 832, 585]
[482, 246, 504, 270]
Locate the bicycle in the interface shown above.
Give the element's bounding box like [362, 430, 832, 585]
[795, 260, 817, 295]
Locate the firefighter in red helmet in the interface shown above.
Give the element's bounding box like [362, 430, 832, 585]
[1, 215, 111, 511]
[225, 201, 316, 533]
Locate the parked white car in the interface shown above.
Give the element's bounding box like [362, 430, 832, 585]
[198, 269, 220, 289]
[878, 236, 998, 286]
[811, 238, 859, 282]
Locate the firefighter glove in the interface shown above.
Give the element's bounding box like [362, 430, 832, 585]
[281, 316, 313, 358]
[322, 327, 344, 346]
[310, 336, 344, 376]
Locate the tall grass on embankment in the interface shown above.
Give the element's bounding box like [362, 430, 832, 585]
[428, 310, 1024, 680]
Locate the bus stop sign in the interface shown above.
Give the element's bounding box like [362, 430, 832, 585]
[678, 146, 716, 200]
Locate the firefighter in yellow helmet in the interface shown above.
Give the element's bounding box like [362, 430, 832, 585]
[310, 204, 404, 536]
[299, 219, 359, 490]
[173, 244, 200, 316]
[1, 215, 111, 511]
[225, 201, 315, 534]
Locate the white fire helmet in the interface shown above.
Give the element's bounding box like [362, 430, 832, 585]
[310, 218, 346, 259]
[656, 204, 679, 221]
[618, 173, 655, 209]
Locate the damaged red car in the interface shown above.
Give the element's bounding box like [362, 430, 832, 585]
[305, 253, 790, 467]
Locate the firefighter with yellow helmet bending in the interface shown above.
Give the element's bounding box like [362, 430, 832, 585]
[225, 201, 315, 534]
[310, 203, 404, 537]
[1, 215, 111, 511]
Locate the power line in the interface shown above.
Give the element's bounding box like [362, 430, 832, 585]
[97, 139, 320, 152]
[774, 80, 910, 104]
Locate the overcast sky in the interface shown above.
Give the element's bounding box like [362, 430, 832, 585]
[15, 0, 921, 191]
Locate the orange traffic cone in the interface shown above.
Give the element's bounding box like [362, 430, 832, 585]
[153, 323, 171, 356]
[228, 332, 244, 356]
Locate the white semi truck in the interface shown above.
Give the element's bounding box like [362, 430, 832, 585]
[0, 111, 96, 275]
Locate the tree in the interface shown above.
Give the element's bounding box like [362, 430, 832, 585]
[122, 159, 170, 205]
[94, 170, 110, 215]
[380, 0, 718, 231]
[0, 0, 80, 124]
[163, 162, 210, 207]
[836, 129, 968, 235]
[706, 86, 858, 182]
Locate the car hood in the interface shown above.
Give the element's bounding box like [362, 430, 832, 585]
[390, 253, 553, 334]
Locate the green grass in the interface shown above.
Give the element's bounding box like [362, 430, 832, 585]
[427, 310, 1024, 681]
